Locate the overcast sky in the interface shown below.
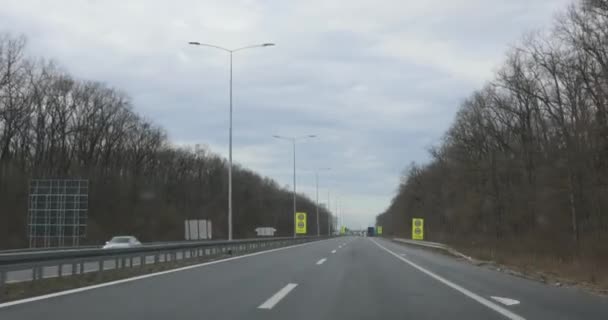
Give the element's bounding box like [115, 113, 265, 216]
[1, 0, 571, 229]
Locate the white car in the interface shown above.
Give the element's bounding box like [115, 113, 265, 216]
[102, 236, 142, 249]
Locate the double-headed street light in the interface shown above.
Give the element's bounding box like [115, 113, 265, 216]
[273, 134, 317, 238]
[188, 41, 274, 241]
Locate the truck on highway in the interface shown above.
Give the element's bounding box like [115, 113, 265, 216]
[367, 227, 375, 237]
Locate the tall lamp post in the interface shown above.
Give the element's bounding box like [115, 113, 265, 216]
[327, 190, 332, 236]
[315, 168, 331, 237]
[273, 134, 316, 237]
[188, 41, 274, 241]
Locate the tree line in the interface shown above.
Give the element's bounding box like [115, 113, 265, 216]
[378, 0, 608, 260]
[0, 33, 333, 249]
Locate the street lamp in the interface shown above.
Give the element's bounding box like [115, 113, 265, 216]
[327, 190, 332, 236]
[273, 134, 317, 238]
[335, 194, 340, 233]
[188, 41, 274, 241]
[314, 168, 331, 237]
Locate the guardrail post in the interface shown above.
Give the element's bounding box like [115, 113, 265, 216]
[33, 266, 42, 280]
[0, 268, 6, 300]
[58, 263, 63, 277]
[140, 255, 146, 267]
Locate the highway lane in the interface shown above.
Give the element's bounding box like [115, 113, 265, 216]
[271, 237, 507, 320]
[0, 236, 607, 319]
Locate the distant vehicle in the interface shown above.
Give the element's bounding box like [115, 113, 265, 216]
[102, 236, 141, 249]
[367, 227, 375, 237]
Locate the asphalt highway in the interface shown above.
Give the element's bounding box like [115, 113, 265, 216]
[0, 237, 606, 319]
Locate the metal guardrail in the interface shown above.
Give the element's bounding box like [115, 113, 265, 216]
[0, 236, 323, 299]
[392, 238, 448, 249]
[392, 238, 474, 262]
[0, 240, 220, 257]
[0, 246, 99, 255]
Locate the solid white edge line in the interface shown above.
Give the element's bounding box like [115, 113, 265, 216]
[258, 283, 298, 309]
[370, 239, 526, 320]
[0, 240, 322, 309]
[316, 258, 327, 265]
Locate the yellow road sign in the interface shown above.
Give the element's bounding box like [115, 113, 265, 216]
[295, 212, 307, 234]
[412, 218, 424, 240]
[376, 226, 383, 235]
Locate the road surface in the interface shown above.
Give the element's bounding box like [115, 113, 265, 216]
[0, 237, 606, 319]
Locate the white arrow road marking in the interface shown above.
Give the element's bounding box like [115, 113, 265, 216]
[491, 296, 520, 306]
[316, 258, 327, 265]
[258, 283, 298, 310]
[331, 250, 337, 254]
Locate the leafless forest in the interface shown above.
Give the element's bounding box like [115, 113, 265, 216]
[378, 0, 608, 281]
[0, 34, 332, 248]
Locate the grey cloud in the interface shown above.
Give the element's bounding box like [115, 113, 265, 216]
[0, 0, 571, 228]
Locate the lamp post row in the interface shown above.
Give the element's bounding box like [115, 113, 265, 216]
[189, 42, 335, 240]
